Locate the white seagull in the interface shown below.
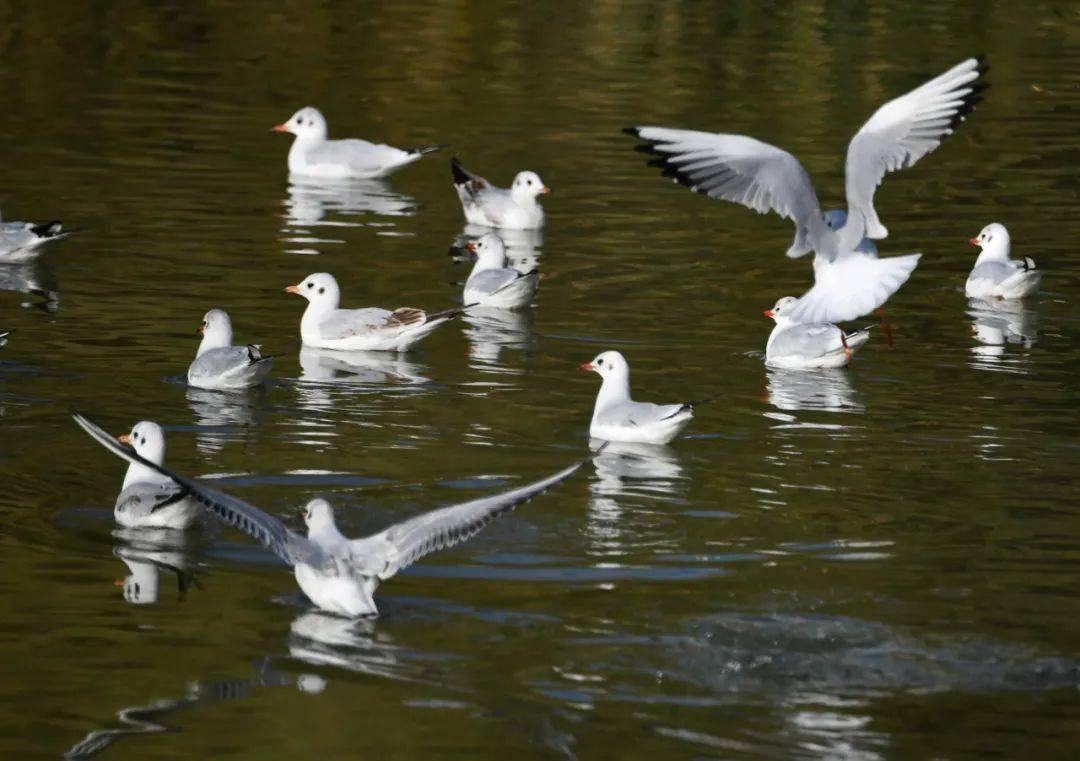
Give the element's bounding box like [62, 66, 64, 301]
[107, 421, 201, 530]
[273, 107, 444, 180]
[626, 57, 987, 324]
[764, 296, 871, 369]
[0, 213, 68, 263]
[287, 272, 460, 352]
[74, 412, 586, 617]
[187, 309, 275, 390]
[581, 351, 696, 445]
[451, 158, 548, 230]
[966, 223, 1041, 299]
[463, 232, 539, 310]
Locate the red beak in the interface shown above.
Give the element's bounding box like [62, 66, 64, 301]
[271, 124, 290, 133]
[969, 236, 980, 246]
[763, 309, 774, 318]
[466, 242, 477, 252]
[198, 325, 205, 335]
[580, 361, 595, 372]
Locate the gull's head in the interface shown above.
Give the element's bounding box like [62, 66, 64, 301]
[580, 350, 628, 380]
[301, 498, 335, 532]
[970, 223, 1010, 255]
[118, 420, 166, 465]
[199, 308, 232, 338]
[286, 272, 340, 306]
[272, 107, 327, 141]
[511, 171, 549, 201]
[764, 296, 799, 321]
[465, 232, 508, 266]
[823, 209, 848, 231]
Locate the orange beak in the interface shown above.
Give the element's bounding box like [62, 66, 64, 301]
[763, 309, 774, 318]
[580, 361, 595, 372]
[118, 434, 131, 444]
[198, 325, 205, 335]
[285, 284, 301, 294]
[271, 124, 290, 133]
[538, 186, 551, 194]
[466, 242, 478, 252]
[113, 579, 126, 587]
[969, 236, 980, 246]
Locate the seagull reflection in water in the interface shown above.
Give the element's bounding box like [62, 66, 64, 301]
[966, 297, 1038, 372]
[281, 176, 418, 254]
[764, 367, 862, 414]
[0, 260, 60, 312]
[185, 386, 266, 455]
[464, 306, 534, 374]
[112, 527, 201, 606]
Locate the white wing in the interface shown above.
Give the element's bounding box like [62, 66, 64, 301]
[309, 139, 413, 175]
[789, 252, 921, 324]
[845, 57, 986, 241]
[73, 412, 322, 566]
[350, 458, 585, 580]
[626, 127, 827, 258]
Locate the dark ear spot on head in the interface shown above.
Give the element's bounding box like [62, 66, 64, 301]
[318, 287, 325, 294]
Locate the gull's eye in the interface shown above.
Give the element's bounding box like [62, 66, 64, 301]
[318, 287, 325, 294]
[527, 179, 532, 185]
[307, 282, 314, 289]
[597, 358, 604, 366]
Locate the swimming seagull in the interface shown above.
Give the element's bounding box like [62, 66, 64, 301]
[106, 421, 201, 530]
[73, 412, 587, 617]
[451, 158, 549, 230]
[966, 223, 1041, 299]
[0, 212, 68, 263]
[764, 296, 871, 369]
[462, 232, 539, 310]
[581, 351, 696, 445]
[187, 309, 275, 390]
[273, 107, 445, 180]
[287, 272, 461, 351]
[626, 57, 987, 324]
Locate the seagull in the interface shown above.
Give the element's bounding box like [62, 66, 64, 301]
[73, 412, 586, 617]
[106, 421, 201, 530]
[451, 158, 548, 230]
[966, 223, 1041, 299]
[462, 232, 539, 310]
[0, 213, 68, 263]
[581, 351, 696, 445]
[273, 107, 444, 180]
[187, 309, 275, 390]
[764, 296, 871, 369]
[626, 57, 987, 324]
[287, 272, 461, 351]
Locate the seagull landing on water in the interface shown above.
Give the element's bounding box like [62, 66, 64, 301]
[272, 107, 445, 180]
[73, 412, 586, 618]
[0, 212, 68, 264]
[764, 296, 871, 370]
[626, 57, 988, 325]
[286, 272, 462, 352]
[581, 351, 697, 445]
[104, 421, 201, 530]
[462, 232, 539, 310]
[966, 223, 1041, 300]
[451, 158, 549, 230]
[187, 309, 274, 391]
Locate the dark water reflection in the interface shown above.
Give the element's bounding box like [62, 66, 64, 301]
[1, 0, 1079, 758]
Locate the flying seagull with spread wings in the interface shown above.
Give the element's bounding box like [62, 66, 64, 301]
[626, 57, 987, 324]
[73, 412, 585, 617]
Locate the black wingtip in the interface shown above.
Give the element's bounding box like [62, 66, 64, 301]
[30, 220, 63, 238]
[413, 143, 448, 156]
[622, 126, 641, 137]
[450, 157, 471, 185]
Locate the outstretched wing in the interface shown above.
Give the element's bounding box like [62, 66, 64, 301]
[626, 127, 826, 258]
[72, 412, 321, 566]
[789, 252, 922, 324]
[350, 458, 585, 580]
[845, 57, 986, 241]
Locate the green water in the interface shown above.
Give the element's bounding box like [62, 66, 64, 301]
[1, 1, 1078, 758]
